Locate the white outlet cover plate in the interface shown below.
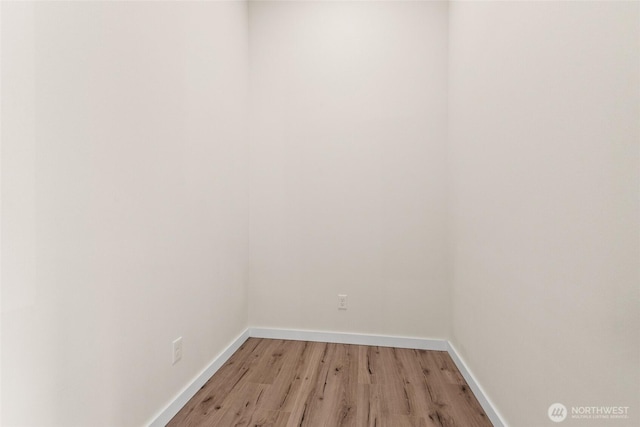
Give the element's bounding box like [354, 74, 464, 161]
[172, 337, 183, 365]
[338, 294, 348, 310]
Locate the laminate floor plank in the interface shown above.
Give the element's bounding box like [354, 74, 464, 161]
[167, 338, 265, 426]
[292, 343, 340, 427]
[283, 342, 328, 426]
[356, 346, 373, 385]
[214, 382, 268, 426]
[244, 340, 289, 385]
[257, 340, 309, 411]
[251, 409, 291, 427]
[167, 338, 493, 427]
[318, 344, 358, 427]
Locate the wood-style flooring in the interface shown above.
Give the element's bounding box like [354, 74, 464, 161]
[167, 338, 492, 427]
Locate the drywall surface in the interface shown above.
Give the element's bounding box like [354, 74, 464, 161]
[449, 1, 640, 426]
[248, 0, 450, 338]
[1, 1, 249, 425]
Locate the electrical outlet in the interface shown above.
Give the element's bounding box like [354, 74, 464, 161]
[338, 294, 348, 310]
[172, 337, 183, 365]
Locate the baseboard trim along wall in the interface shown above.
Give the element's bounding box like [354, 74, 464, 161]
[147, 328, 251, 427]
[446, 342, 508, 427]
[148, 328, 506, 427]
[249, 327, 449, 351]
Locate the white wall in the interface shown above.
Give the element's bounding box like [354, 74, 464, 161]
[248, 0, 450, 338]
[1, 1, 249, 426]
[449, 1, 639, 426]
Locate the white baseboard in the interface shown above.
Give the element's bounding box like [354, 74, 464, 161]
[249, 327, 449, 351]
[147, 328, 505, 427]
[147, 328, 251, 427]
[447, 342, 507, 427]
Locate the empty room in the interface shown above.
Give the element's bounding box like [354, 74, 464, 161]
[1, 0, 638, 426]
